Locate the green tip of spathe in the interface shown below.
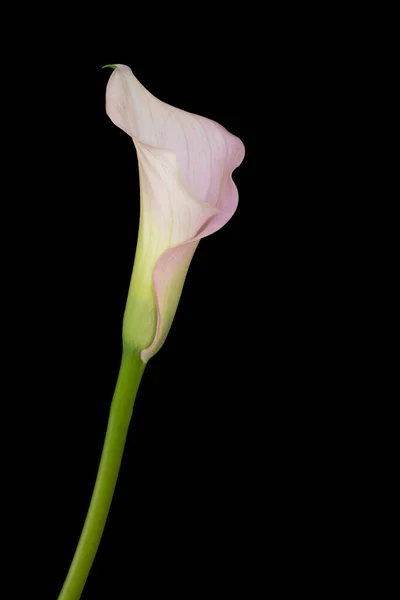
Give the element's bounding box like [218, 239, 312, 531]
[102, 64, 118, 70]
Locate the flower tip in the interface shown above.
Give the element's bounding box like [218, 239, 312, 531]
[102, 64, 118, 70]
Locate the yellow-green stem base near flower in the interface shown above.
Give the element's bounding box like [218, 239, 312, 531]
[58, 349, 146, 600]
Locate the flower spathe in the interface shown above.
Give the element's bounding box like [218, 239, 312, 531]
[106, 65, 245, 362]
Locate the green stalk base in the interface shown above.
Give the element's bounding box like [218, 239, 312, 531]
[58, 349, 145, 600]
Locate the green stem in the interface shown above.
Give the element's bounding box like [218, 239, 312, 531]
[58, 348, 146, 600]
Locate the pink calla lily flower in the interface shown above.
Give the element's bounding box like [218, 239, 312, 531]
[106, 65, 245, 362]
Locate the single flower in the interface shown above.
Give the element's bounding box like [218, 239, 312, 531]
[106, 65, 245, 362]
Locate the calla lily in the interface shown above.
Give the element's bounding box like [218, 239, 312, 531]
[58, 66, 245, 600]
[106, 64, 245, 362]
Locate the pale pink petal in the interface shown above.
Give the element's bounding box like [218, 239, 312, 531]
[106, 65, 244, 361]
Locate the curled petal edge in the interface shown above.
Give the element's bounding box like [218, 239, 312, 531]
[140, 152, 243, 363]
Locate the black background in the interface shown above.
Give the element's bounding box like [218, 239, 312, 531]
[5, 10, 386, 600]
[9, 17, 330, 599]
